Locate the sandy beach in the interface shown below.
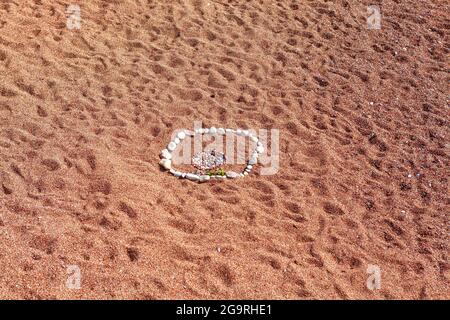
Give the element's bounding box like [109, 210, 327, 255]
[0, 1, 448, 299]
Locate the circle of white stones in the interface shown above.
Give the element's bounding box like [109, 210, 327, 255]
[159, 127, 264, 182]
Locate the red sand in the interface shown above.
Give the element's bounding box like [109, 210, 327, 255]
[0, 1, 448, 299]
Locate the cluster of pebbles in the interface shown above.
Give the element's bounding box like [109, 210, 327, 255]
[159, 127, 264, 182]
[191, 150, 226, 171]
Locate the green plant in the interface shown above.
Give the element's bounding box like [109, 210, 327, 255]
[206, 168, 225, 176]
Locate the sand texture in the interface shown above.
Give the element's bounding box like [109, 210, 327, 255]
[0, 1, 448, 299]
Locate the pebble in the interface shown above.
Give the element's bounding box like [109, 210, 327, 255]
[226, 171, 240, 178]
[174, 171, 183, 178]
[248, 155, 258, 165]
[160, 149, 172, 160]
[246, 165, 253, 170]
[199, 175, 211, 182]
[218, 128, 225, 135]
[256, 145, 264, 154]
[209, 127, 217, 134]
[159, 159, 172, 170]
[177, 131, 186, 140]
[186, 173, 199, 181]
[168, 142, 177, 151]
[174, 138, 181, 144]
[250, 136, 258, 143]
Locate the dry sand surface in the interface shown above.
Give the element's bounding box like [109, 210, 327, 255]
[0, 1, 448, 299]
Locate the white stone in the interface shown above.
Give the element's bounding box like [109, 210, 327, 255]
[186, 173, 199, 181]
[225, 128, 232, 133]
[236, 129, 243, 136]
[248, 156, 257, 165]
[226, 171, 240, 179]
[177, 131, 186, 140]
[199, 175, 211, 182]
[204, 128, 209, 134]
[242, 130, 249, 136]
[256, 146, 264, 154]
[218, 128, 225, 135]
[168, 142, 177, 151]
[174, 138, 180, 144]
[250, 136, 258, 143]
[243, 171, 249, 176]
[257, 141, 263, 147]
[159, 159, 171, 170]
[246, 165, 253, 170]
[174, 171, 183, 178]
[160, 149, 172, 160]
[209, 127, 217, 134]
[211, 175, 226, 180]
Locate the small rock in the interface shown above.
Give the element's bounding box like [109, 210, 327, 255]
[199, 175, 210, 182]
[246, 165, 253, 170]
[209, 127, 217, 134]
[256, 146, 264, 154]
[177, 131, 186, 140]
[160, 149, 172, 160]
[248, 155, 258, 165]
[186, 173, 199, 181]
[168, 142, 177, 151]
[174, 171, 183, 178]
[159, 159, 172, 170]
[250, 136, 258, 143]
[218, 128, 225, 135]
[226, 171, 240, 178]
